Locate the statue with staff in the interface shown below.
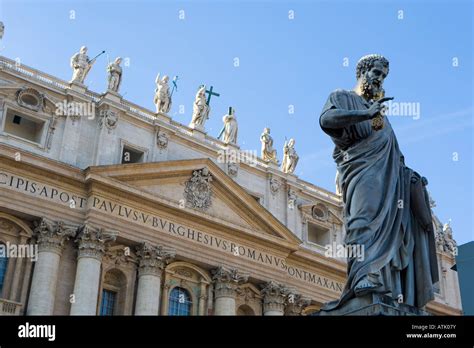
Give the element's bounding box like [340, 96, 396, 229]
[70, 46, 105, 84]
[218, 107, 238, 145]
[281, 137, 298, 174]
[154, 73, 177, 114]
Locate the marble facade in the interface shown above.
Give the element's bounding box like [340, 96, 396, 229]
[0, 55, 462, 316]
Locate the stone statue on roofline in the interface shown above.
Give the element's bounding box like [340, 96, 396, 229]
[260, 127, 278, 164]
[70, 46, 103, 85]
[281, 138, 298, 174]
[154, 73, 172, 114]
[106, 57, 123, 93]
[189, 85, 210, 129]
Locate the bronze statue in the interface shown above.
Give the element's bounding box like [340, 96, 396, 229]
[319, 54, 438, 314]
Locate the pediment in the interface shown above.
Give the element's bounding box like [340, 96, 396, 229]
[86, 159, 301, 248]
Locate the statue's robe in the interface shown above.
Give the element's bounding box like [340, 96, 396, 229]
[319, 89, 438, 310]
[192, 99, 209, 126]
[261, 134, 277, 163]
[223, 116, 238, 144]
[282, 146, 298, 173]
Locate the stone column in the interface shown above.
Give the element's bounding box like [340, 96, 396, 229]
[135, 242, 175, 315]
[261, 281, 290, 316]
[160, 284, 171, 315]
[9, 234, 27, 301]
[198, 282, 207, 315]
[70, 225, 117, 315]
[27, 218, 77, 315]
[285, 293, 311, 316]
[212, 266, 248, 315]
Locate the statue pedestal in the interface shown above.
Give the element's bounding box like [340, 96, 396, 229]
[102, 90, 122, 103]
[267, 161, 280, 170]
[155, 112, 172, 124]
[189, 124, 206, 140]
[317, 293, 431, 316]
[68, 81, 87, 94]
[223, 142, 240, 152]
[286, 173, 298, 183]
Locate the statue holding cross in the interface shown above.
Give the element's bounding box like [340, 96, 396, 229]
[189, 85, 220, 130]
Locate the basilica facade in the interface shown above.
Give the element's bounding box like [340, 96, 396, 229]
[0, 54, 462, 316]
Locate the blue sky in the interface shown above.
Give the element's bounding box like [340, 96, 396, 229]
[1, 0, 472, 245]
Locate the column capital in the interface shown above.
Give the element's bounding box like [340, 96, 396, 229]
[75, 224, 117, 260]
[211, 266, 248, 299]
[33, 217, 77, 254]
[261, 281, 291, 314]
[285, 293, 312, 316]
[136, 242, 175, 277]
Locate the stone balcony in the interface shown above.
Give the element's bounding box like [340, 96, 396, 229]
[0, 298, 23, 315]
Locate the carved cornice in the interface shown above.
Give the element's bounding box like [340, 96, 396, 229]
[136, 242, 176, 277]
[75, 224, 117, 260]
[33, 217, 77, 254]
[212, 266, 248, 299]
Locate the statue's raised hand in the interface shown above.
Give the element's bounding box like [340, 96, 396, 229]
[367, 97, 394, 118]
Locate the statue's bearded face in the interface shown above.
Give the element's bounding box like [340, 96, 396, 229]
[360, 61, 388, 100]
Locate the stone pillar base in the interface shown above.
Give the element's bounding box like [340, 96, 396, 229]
[317, 293, 431, 316]
[102, 90, 122, 103]
[68, 81, 87, 93]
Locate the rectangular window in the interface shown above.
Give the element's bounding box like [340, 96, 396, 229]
[307, 223, 331, 246]
[100, 289, 116, 316]
[3, 109, 45, 143]
[121, 145, 144, 164]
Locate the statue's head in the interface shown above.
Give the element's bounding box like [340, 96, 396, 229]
[264, 127, 270, 134]
[356, 54, 389, 100]
[288, 138, 295, 147]
[162, 75, 169, 82]
[80, 46, 87, 54]
[115, 57, 122, 65]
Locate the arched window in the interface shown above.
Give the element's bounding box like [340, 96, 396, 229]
[0, 244, 8, 294]
[237, 304, 255, 316]
[168, 287, 192, 316]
